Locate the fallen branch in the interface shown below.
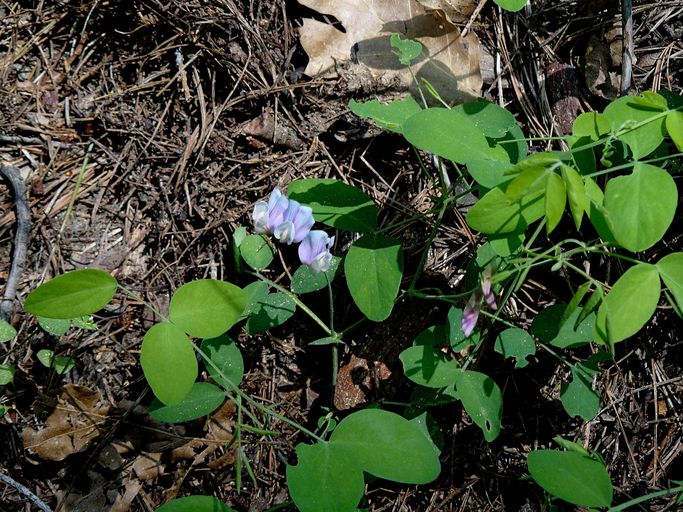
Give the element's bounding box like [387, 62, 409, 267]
[0, 165, 31, 322]
[0, 469, 53, 512]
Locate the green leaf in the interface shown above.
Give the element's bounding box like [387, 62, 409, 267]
[239, 234, 274, 271]
[390, 33, 423, 66]
[331, 409, 441, 483]
[287, 442, 364, 512]
[155, 495, 236, 512]
[505, 167, 548, 226]
[656, 253, 683, 315]
[603, 95, 666, 159]
[560, 364, 600, 421]
[0, 320, 17, 343]
[560, 165, 586, 230]
[37, 317, 71, 336]
[666, 110, 683, 151]
[545, 172, 566, 234]
[345, 234, 403, 322]
[400, 345, 460, 388]
[24, 269, 117, 319]
[567, 135, 597, 175]
[201, 334, 244, 389]
[493, 0, 527, 12]
[291, 256, 341, 294]
[466, 187, 526, 234]
[445, 307, 479, 351]
[140, 322, 197, 405]
[527, 450, 613, 507]
[454, 370, 502, 442]
[149, 382, 224, 423]
[593, 264, 661, 345]
[497, 123, 528, 163]
[452, 98, 518, 138]
[169, 280, 246, 339]
[531, 304, 595, 349]
[494, 328, 536, 369]
[0, 364, 16, 385]
[584, 177, 615, 244]
[245, 292, 296, 335]
[71, 316, 97, 330]
[572, 112, 611, 141]
[36, 349, 75, 374]
[603, 163, 677, 252]
[239, 280, 269, 320]
[288, 179, 377, 232]
[466, 159, 514, 189]
[348, 97, 422, 134]
[561, 282, 591, 325]
[402, 108, 493, 164]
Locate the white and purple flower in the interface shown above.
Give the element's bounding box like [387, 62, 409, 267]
[253, 188, 314, 244]
[298, 230, 335, 274]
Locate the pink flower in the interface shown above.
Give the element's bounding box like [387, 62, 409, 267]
[253, 188, 315, 245]
[461, 266, 497, 337]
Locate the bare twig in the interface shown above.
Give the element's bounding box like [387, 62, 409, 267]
[0, 470, 53, 512]
[621, 0, 633, 95]
[0, 165, 31, 322]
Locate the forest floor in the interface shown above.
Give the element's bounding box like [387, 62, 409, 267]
[1, 0, 682, 511]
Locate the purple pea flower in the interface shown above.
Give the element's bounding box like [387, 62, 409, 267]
[298, 230, 335, 273]
[273, 198, 315, 245]
[253, 188, 289, 235]
[461, 267, 497, 337]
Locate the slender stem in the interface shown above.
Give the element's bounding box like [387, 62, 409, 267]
[325, 274, 339, 387]
[607, 484, 683, 512]
[253, 272, 332, 336]
[194, 342, 324, 442]
[408, 200, 449, 292]
[118, 285, 168, 321]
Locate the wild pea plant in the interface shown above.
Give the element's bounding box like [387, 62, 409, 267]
[8, 34, 683, 512]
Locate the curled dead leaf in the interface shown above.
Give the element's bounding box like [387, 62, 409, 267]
[415, 0, 477, 23]
[297, 0, 482, 104]
[22, 384, 110, 461]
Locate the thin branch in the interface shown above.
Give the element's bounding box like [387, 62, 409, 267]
[0, 165, 31, 322]
[621, 0, 633, 95]
[0, 470, 53, 512]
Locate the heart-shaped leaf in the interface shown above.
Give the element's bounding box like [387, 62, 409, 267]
[454, 370, 502, 441]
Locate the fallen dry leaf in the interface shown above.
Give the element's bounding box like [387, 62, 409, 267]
[334, 353, 392, 410]
[297, 0, 481, 104]
[415, 0, 477, 23]
[23, 384, 110, 461]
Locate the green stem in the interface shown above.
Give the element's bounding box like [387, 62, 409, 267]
[253, 272, 332, 336]
[325, 274, 339, 388]
[118, 285, 168, 321]
[607, 484, 683, 512]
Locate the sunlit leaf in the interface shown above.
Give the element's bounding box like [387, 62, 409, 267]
[24, 269, 117, 319]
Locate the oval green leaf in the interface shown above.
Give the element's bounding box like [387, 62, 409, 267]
[402, 108, 493, 164]
[593, 263, 661, 345]
[36, 349, 75, 374]
[348, 97, 422, 134]
[666, 110, 683, 151]
[454, 370, 503, 442]
[604, 163, 677, 252]
[344, 234, 403, 322]
[527, 450, 613, 507]
[656, 253, 683, 314]
[169, 280, 246, 339]
[603, 95, 666, 159]
[560, 164, 586, 230]
[291, 256, 341, 294]
[239, 234, 274, 271]
[330, 408, 441, 483]
[0, 364, 15, 385]
[531, 304, 595, 349]
[24, 269, 117, 319]
[155, 496, 235, 512]
[288, 178, 377, 232]
[452, 98, 518, 138]
[400, 345, 460, 388]
[560, 365, 600, 421]
[201, 334, 244, 389]
[149, 382, 224, 423]
[287, 442, 364, 512]
[140, 322, 197, 404]
[0, 320, 17, 343]
[545, 171, 566, 234]
[245, 292, 296, 335]
[466, 187, 526, 234]
[493, 0, 528, 12]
